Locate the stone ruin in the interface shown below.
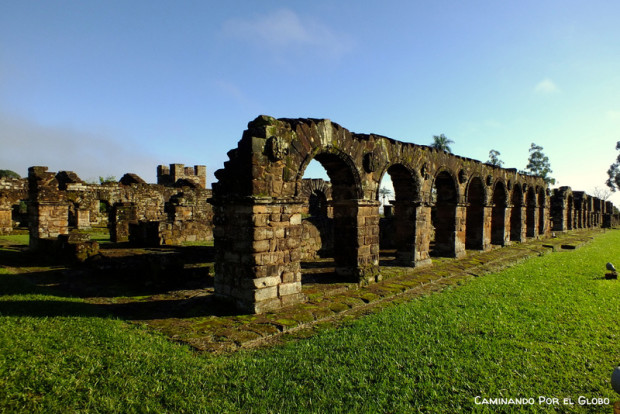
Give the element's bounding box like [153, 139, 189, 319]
[2, 116, 619, 314]
[210, 116, 620, 313]
[12, 164, 213, 259]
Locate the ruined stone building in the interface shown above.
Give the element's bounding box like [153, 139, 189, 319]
[22, 164, 213, 249]
[2, 117, 618, 315]
[210, 116, 619, 313]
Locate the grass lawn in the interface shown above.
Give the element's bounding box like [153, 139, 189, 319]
[1, 231, 620, 412]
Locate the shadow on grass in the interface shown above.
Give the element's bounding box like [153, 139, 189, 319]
[0, 295, 239, 319]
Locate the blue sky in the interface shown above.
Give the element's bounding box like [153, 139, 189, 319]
[2, 1, 620, 203]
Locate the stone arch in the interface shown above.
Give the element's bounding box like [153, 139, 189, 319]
[510, 184, 524, 242]
[465, 176, 485, 250]
[296, 149, 363, 201]
[209, 116, 562, 314]
[431, 169, 460, 257]
[491, 181, 508, 245]
[297, 150, 368, 281]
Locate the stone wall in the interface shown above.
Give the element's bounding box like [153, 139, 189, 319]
[0, 177, 28, 234]
[24, 165, 214, 247]
[157, 163, 206, 189]
[211, 116, 616, 314]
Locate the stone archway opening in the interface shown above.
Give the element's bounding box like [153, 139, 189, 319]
[298, 154, 362, 284]
[378, 164, 421, 266]
[465, 177, 485, 250]
[431, 171, 458, 257]
[491, 182, 507, 245]
[526, 187, 537, 238]
[510, 185, 523, 242]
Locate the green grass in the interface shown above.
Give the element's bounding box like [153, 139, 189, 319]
[0, 234, 29, 246]
[2, 231, 620, 412]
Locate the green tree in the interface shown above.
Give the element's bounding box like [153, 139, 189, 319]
[606, 141, 620, 192]
[520, 143, 555, 185]
[430, 134, 454, 153]
[99, 175, 117, 184]
[0, 169, 21, 179]
[487, 149, 504, 167]
[378, 187, 393, 205]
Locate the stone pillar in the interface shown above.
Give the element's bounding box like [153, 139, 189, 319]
[482, 205, 493, 249]
[213, 200, 305, 314]
[413, 204, 432, 267]
[0, 206, 12, 235]
[332, 199, 380, 285]
[503, 207, 512, 245]
[76, 209, 91, 229]
[454, 204, 467, 258]
[27, 166, 69, 249]
[109, 202, 137, 242]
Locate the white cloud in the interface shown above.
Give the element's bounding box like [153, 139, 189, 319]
[222, 9, 354, 59]
[534, 78, 560, 94]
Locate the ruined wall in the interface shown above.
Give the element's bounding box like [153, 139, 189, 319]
[211, 116, 557, 313]
[0, 177, 28, 234]
[23, 165, 213, 246]
[157, 163, 207, 189]
[27, 167, 70, 249]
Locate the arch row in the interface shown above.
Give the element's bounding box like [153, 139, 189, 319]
[211, 116, 613, 313]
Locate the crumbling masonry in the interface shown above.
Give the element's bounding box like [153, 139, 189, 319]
[22, 164, 213, 251]
[210, 116, 619, 313]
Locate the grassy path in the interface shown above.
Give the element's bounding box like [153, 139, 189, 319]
[1, 231, 620, 412]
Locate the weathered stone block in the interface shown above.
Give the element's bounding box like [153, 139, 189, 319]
[254, 286, 278, 301]
[278, 281, 301, 296]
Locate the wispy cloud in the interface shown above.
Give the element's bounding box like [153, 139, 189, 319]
[0, 113, 159, 181]
[222, 9, 354, 60]
[534, 78, 560, 94]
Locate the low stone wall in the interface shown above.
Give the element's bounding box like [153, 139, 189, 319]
[129, 220, 213, 246]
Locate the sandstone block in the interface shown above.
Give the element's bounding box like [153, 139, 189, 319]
[278, 281, 301, 296]
[254, 286, 278, 301]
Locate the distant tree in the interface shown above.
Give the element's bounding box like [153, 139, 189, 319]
[487, 149, 504, 167]
[606, 141, 620, 192]
[430, 134, 454, 153]
[379, 187, 393, 205]
[592, 186, 612, 201]
[520, 143, 555, 185]
[0, 169, 21, 179]
[99, 175, 117, 184]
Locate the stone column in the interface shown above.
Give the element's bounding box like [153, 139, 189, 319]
[482, 205, 493, 249]
[76, 208, 91, 229]
[109, 202, 137, 242]
[0, 205, 11, 235]
[213, 199, 305, 314]
[332, 199, 380, 285]
[454, 204, 467, 258]
[27, 166, 69, 249]
[503, 207, 512, 245]
[413, 204, 432, 267]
